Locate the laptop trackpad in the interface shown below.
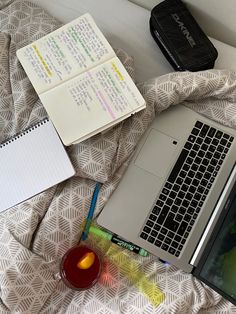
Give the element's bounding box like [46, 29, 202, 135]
[134, 128, 179, 178]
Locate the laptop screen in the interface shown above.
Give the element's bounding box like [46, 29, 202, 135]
[194, 181, 236, 305]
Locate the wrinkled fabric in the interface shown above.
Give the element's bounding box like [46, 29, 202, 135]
[0, 1, 236, 313]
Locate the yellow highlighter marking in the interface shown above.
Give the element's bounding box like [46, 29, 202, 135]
[112, 62, 124, 81]
[32, 44, 52, 77]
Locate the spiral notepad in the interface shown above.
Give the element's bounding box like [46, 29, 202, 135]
[0, 118, 75, 212]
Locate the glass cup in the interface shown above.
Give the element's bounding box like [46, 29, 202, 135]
[59, 245, 102, 290]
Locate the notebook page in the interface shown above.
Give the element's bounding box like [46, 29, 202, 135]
[0, 119, 75, 212]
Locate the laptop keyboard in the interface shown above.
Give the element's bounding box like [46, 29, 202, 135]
[140, 121, 234, 257]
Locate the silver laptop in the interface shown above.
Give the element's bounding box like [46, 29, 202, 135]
[97, 105, 236, 304]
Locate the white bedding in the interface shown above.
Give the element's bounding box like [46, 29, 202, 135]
[32, 0, 236, 82]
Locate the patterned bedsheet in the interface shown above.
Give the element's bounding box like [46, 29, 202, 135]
[0, 1, 236, 313]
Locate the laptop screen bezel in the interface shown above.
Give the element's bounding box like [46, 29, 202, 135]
[193, 177, 236, 306]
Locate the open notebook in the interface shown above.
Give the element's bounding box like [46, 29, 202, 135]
[0, 118, 75, 212]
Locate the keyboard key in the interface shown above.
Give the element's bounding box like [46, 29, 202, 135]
[205, 152, 213, 159]
[204, 137, 211, 144]
[178, 221, 188, 236]
[185, 193, 193, 201]
[153, 224, 161, 231]
[229, 136, 234, 142]
[188, 170, 195, 178]
[192, 179, 200, 187]
[190, 199, 198, 207]
[184, 177, 192, 185]
[197, 150, 205, 158]
[160, 228, 168, 235]
[177, 191, 185, 199]
[159, 194, 167, 201]
[191, 128, 200, 136]
[220, 138, 227, 146]
[179, 207, 186, 215]
[167, 231, 174, 238]
[173, 184, 180, 192]
[197, 186, 205, 194]
[212, 138, 219, 146]
[184, 214, 191, 222]
[215, 131, 223, 139]
[171, 205, 179, 213]
[172, 241, 178, 248]
[184, 142, 193, 150]
[207, 127, 216, 137]
[175, 251, 180, 257]
[196, 137, 203, 145]
[165, 182, 172, 189]
[191, 164, 198, 171]
[156, 200, 164, 207]
[189, 151, 197, 158]
[182, 200, 190, 207]
[195, 121, 203, 129]
[189, 186, 196, 194]
[152, 206, 161, 215]
[157, 234, 164, 241]
[187, 207, 195, 214]
[183, 232, 189, 239]
[169, 191, 177, 199]
[188, 135, 196, 143]
[148, 236, 155, 243]
[140, 232, 148, 240]
[174, 235, 181, 242]
[210, 158, 217, 166]
[144, 226, 151, 233]
[176, 177, 184, 185]
[181, 184, 188, 192]
[195, 172, 203, 181]
[201, 143, 208, 151]
[151, 230, 158, 237]
[162, 188, 170, 195]
[149, 214, 157, 221]
[168, 248, 176, 255]
[217, 145, 224, 153]
[194, 193, 201, 201]
[166, 198, 174, 206]
[161, 244, 169, 251]
[165, 237, 171, 244]
[202, 158, 209, 166]
[155, 240, 161, 247]
[209, 145, 216, 153]
[146, 220, 154, 227]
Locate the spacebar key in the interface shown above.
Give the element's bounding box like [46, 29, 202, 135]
[167, 149, 189, 183]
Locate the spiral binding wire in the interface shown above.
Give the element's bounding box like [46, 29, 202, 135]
[0, 118, 49, 148]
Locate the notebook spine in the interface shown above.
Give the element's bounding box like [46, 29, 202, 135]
[0, 118, 49, 148]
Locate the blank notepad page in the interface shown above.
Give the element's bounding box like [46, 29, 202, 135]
[0, 118, 75, 212]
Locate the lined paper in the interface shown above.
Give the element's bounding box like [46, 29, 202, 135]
[0, 119, 75, 212]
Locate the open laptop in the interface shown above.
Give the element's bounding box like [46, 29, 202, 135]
[97, 105, 236, 305]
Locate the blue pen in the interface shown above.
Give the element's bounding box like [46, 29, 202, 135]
[81, 182, 101, 241]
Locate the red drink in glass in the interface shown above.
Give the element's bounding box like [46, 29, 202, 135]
[60, 245, 101, 290]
